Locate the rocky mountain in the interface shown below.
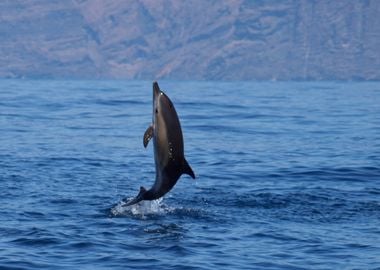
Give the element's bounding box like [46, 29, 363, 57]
[1, 0, 379, 80]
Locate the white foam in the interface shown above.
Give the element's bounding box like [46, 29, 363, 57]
[110, 198, 167, 218]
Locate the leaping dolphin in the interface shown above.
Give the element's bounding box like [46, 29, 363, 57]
[123, 82, 195, 206]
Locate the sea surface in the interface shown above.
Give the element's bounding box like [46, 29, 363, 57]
[1, 80, 379, 269]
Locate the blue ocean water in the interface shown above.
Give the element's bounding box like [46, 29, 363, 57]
[0, 80, 379, 269]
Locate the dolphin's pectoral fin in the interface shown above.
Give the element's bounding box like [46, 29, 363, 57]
[182, 159, 195, 179]
[143, 125, 153, 148]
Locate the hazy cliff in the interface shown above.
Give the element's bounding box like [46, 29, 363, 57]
[1, 0, 379, 80]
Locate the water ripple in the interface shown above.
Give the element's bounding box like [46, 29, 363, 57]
[1, 80, 380, 269]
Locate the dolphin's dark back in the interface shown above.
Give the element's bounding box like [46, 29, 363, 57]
[154, 91, 184, 163]
[150, 83, 193, 197]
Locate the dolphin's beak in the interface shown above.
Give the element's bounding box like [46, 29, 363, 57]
[153, 81, 160, 98]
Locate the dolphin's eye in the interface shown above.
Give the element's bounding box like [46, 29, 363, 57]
[155, 109, 158, 114]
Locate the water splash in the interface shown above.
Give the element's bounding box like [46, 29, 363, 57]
[110, 198, 167, 218]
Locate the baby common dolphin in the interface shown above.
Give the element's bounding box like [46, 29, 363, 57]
[123, 82, 195, 206]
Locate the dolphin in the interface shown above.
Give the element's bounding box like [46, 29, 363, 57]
[123, 82, 195, 206]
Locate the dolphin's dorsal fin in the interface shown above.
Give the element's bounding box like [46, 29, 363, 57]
[182, 158, 195, 179]
[143, 125, 153, 148]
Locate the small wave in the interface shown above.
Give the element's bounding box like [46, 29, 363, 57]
[109, 198, 167, 218]
[218, 187, 380, 224]
[108, 198, 211, 222]
[268, 166, 380, 183]
[10, 236, 61, 246]
[95, 99, 145, 106]
[143, 223, 188, 242]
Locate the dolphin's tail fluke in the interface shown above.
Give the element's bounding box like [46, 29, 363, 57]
[122, 186, 147, 206]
